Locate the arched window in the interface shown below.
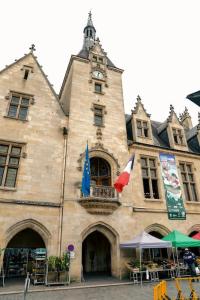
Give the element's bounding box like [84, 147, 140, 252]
[90, 157, 111, 186]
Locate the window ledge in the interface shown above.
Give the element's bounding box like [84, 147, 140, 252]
[94, 91, 105, 95]
[185, 201, 200, 204]
[0, 187, 17, 192]
[144, 199, 163, 202]
[137, 135, 152, 140]
[174, 143, 187, 147]
[4, 116, 28, 122]
[93, 124, 105, 128]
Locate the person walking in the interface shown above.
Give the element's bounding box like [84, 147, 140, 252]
[183, 248, 197, 280]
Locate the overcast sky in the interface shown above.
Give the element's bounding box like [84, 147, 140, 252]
[1, 0, 199, 125]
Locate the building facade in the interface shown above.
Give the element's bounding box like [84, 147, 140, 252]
[0, 14, 200, 281]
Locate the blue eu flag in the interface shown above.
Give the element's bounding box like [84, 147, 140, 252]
[81, 143, 90, 197]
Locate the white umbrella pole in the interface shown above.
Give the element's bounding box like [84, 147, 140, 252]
[140, 248, 142, 286]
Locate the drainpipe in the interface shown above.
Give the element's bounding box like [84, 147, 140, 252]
[58, 127, 68, 256]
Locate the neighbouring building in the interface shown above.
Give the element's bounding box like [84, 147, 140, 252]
[0, 13, 200, 282]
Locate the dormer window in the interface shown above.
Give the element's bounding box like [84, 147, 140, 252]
[93, 56, 97, 62]
[172, 128, 184, 145]
[136, 120, 149, 138]
[99, 57, 103, 64]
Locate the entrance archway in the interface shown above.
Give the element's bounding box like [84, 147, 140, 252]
[6, 229, 45, 248]
[82, 231, 111, 275]
[3, 228, 46, 278]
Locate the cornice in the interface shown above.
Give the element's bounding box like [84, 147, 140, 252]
[129, 141, 200, 159]
[0, 198, 60, 208]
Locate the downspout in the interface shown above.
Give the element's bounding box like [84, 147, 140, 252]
[58, 127, 68, 256]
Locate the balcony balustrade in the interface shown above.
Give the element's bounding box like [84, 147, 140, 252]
[78, 185, 121, 215]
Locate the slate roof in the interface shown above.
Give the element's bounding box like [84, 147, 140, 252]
[187, 90, 200, 107]
[77, 49, 116, 68]
[186, 125, 198, 141]
[125, 114, 200, 154]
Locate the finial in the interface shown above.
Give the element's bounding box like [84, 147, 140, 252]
[29, 44, 36, 52]
[132, 95, 151, 117]
[180, 106, 190, 122]
[87, 10, 93, 26]
[167, 104, 175, 122]
[169, 104, 174, 112]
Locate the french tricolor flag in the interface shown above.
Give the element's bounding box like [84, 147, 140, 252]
[114, 155, 135, 193]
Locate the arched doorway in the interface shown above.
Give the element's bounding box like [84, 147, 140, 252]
[3, 228, 46, 278]
[82, 231, 111, 276]
[90, 157, 111, 186]
[7, 229, 45, 248]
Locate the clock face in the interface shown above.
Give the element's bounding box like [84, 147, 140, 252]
[93, 70, 104, 80]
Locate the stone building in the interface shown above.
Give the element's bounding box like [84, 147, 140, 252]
[0, 13, 200, 281]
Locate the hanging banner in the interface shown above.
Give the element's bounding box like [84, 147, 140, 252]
[159, 153, 186, 220]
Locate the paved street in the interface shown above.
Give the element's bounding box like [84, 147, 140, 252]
[1, 281, 200, 300]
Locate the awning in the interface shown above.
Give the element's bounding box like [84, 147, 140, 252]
[162, 230, 200, 248]
[120, 231, 172, 249]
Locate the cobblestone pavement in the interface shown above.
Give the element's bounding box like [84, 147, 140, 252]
[1, 281, 200, 300]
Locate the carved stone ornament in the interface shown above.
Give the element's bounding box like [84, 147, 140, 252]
[78, 197, 121, 215]
[22, 152, 27, 158]
[77, 144, 120, 173]
[167, 104, 181, 124]
[96, 128, 103, 140]
[132, 95, 151, 117]
[5, 95, 10, 100]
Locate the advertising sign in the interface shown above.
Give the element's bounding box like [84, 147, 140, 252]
[159, 153, 186, 220]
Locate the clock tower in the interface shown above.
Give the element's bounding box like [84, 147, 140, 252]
[59, 13, 130, 280]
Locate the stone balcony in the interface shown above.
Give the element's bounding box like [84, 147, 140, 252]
[78, 185, 121, 215]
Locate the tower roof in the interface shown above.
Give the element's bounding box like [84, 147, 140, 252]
[78, 12, 116, 68]
[84, 11, 96, 32]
